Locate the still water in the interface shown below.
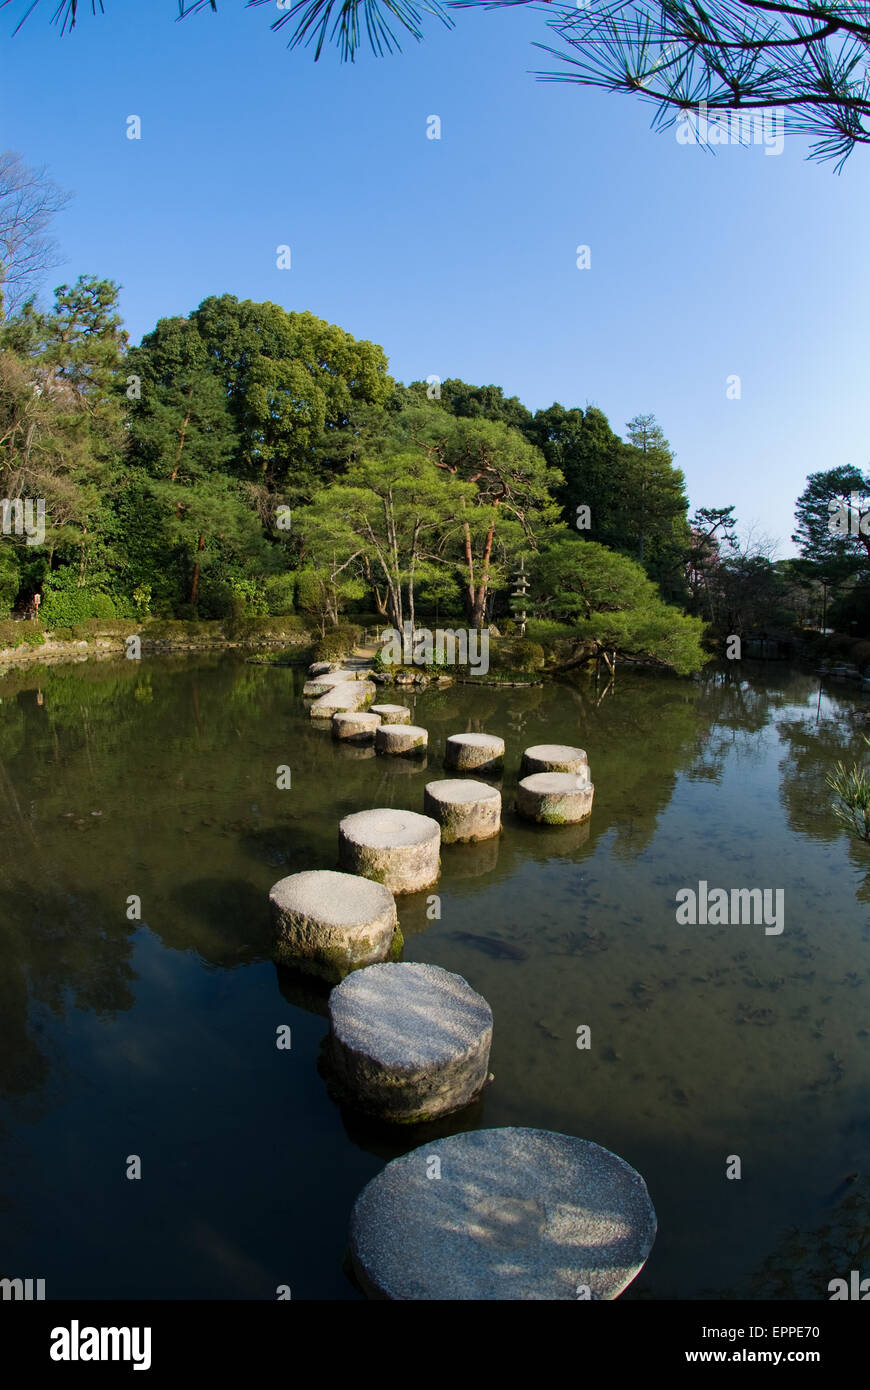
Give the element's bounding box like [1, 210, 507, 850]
[1, 654, 869, 1299]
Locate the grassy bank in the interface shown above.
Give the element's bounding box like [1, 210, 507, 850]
[0, 616, 316, 672]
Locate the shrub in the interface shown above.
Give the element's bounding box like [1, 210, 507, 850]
[142, 619, 218, 641]
[0, 618, 45, 649]
[70, 619, 141, 638]
[313, 623, 363, 662]
[0, 548, 19, 617]
[491, 637, 545, 672]
[524, 619, 577, 642]
[513, 639, 545, 671]
[264, 573, 298, 616]
[132, 584, 152, 617]
[230, 577, 268, 616]
[40, 570, 122, 628]
[251, 615, 308, 635]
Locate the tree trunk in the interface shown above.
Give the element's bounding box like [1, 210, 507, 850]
[189, 534, 205, 606]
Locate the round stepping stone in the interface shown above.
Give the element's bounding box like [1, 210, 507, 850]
[370, 704, 411, 725]
[328, 962, 492, 1122]
[375, 724, 428, 757]
[308, 661, 335, 676]
[333, 711, 381, 743]
[303, 669, 358, 697]
[310, 681, 375, 719]
[339, 808, 440, 894]
[423, 779, 501, 844]
[517, 772, 594, 824]
[444, 732, 505, 775]
[349, 1127, 657, 1300]
[521, 743, 588, 777]
[269, 870, 400, 983]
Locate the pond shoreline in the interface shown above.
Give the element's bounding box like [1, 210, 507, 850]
[0, 628, 314, 675]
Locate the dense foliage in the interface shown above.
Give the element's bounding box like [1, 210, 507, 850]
[16, 274, 862, 675]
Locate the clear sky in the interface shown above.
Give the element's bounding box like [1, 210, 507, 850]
[1, 0, 867, 555]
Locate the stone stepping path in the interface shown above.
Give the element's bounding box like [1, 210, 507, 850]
[444, 732, 505, 775]
[370, 704, 411, 725]
[517, 771, 594, 824]
[309, 681, 376, 719]
[333, 711, 381, 743]
[375, 724, 428, 757]
[327, 961, 493, 1123]
[423, 779, 501, 844]
[349, 1127, 657, 1300]
[269, 869, 399, 983]
[303, 671, 355, 696]
[520, 743, 588, 777]
[338, 808, 440, 894]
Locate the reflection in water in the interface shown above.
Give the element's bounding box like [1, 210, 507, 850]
[0, 654, 868, 1297]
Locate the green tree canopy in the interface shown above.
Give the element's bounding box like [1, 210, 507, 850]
[401, 407, 563, 625]
[533, 534, 707, 674]
[294, 449, 462, 629]
[402, 376, 535, 432]
[793, 463, 870, 577]
[183, 295, 394, 501]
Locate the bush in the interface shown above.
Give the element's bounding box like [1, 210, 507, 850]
[252, 615, 308, 635]
[491, 637, 545, 672]
[524, 619, 577, 642]
[513, 639, 545, 671]
[69, 619, 141, 638]
[264, 572, 297, 616]
[0, 548, 20, 617]
[40, 569, 123, 628]
[229, 577, 268, 617]
[313, 623, 363, 662]
[0, 618, 45, 649]
[141, 619, 217, 641]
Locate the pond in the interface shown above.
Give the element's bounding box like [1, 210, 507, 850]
[1, 654, 869, 1299]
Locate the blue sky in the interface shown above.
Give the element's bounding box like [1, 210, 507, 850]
[1, 0, 868, 555]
